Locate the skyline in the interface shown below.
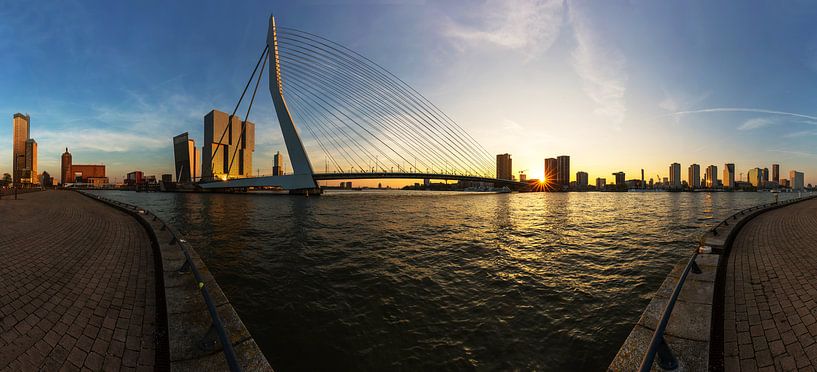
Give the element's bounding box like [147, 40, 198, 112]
[2, 1, 817, 185]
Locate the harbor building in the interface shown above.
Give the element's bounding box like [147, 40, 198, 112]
[789, 170, 804, 190]
[557, 155, 570, 189]
[748, 168, 762, 188]
[273, 151, 285, 176]
[544, 158, 557, 184]
[613, 172, 626, 190]
[706, 165, 718, 188]
[496, 153, 512, 180]
[772, 163, 780, 184]
[762, 167, 769, 188]
[576, 171, 588, 191]
[723, 163, 735, 189]
[669, 163, 681, 190]
[61, 148, 72, 186]
[201, 109, 255, 181]
[596, 177, 606, 190]
[173, 132, 200, 183]
[688, 164, 701, 190]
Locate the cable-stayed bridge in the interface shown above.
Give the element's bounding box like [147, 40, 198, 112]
[199, 16, 526, 193]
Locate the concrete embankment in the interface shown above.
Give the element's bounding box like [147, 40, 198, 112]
[79, 191, 273, 371]
[610, 195, 817, 371]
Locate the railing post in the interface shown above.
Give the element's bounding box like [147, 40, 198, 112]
[656, 336, 679, 370]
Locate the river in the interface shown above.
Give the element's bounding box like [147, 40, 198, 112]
[89, 190, 803, 371]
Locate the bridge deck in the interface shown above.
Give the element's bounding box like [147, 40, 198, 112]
[0, 191, 159, 371]
[723, 197, 817, 370]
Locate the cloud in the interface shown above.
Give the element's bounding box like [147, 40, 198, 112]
[569, 3, 628, 127]
[658, 89, 710, 112]
[738, 117, 775, 130]
[783, 130, 817, 138]
[668, 107, 817, 121]
[443, 0, 564, 58]
[37, 128, 166, 152]
[768, 149, 817, 159]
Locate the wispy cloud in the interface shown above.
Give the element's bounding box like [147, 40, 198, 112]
[658, 89, 710, 112]
[768, 149, 817, 159]
[668, 107, 817, 121]
[569, 3, 628, 127]
[738, 117, 775, 130]
[443, 0, 564, 58]
[783, 129, 817, 138]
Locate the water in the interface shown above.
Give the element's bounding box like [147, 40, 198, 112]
[88, 190, 801, 371]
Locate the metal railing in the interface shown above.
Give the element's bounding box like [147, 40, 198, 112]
[639, 193, 815, 371]
[79, 191, 242, 372]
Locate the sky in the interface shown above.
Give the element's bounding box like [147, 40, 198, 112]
[2, 0, 817, 185]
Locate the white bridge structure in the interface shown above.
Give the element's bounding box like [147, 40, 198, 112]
[199, 16, 526, 193]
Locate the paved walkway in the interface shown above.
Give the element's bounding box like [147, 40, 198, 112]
[0, 191, 158, 371]
[723, 198, 817, 371]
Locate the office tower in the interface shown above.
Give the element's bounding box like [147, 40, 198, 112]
[61, 148, 72, 186]
[723, 163, 735, 189]
[557, 155, 570, 188]
[641, 169, 645, 189]
[201, 109, 255, 180]
[772, 164, 780, 183]
[173, 132, 199, 183]
[706, 165, 718, 188]
[544, 158, 557, 183]
[748, 168, 762, 187]
[613, 172, 626, 187]
[24, 139, 38, 184]
[688, 164, 701, 190]
[496, 154, 512, 180]
[273, 151, 285, 176]
[41, 171, 53, 187]
[576, 171, 588, 191]
[789, 170, 804, 190]
[669, 163, 681, 190]
[596, 178, 606, 190]
[12, 113, 30, 186]
[762, 168, 769, 188]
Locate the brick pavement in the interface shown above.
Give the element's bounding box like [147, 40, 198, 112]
[723, 198, 817, 371]
[0, 191, 158, 371]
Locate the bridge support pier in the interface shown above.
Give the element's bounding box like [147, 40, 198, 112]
[288, 187, 323, 196]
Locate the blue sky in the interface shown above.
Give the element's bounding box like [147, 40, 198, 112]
[2, 0, 816, 184]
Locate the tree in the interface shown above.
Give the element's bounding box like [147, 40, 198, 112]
[1, 173, 11, 187]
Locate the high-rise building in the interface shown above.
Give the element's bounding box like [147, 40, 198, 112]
[641, 169, 645, 189]
[772, 164, 780, 184]
[544, 158, 557, 184]
[496, 153, 512, 180]
[762, 167, 769, 188]
[173, 132, 200, 183]
[61, 148, 72, 186]
[12, 113, 31, 186]
[612, 172, 626, 189]
[557, 155, 570, 189]
[201, 109, 255, 180]
[706, 165, 718, 188]
[789, 170, 804, 191]
[596, 177, 607, 190]
[669, 163, 681, 190]
[273, 151, 285, 176]
[24, 139, 38, 185]
[576, 171, 588, 191]
[723, 163, 735, 189]
[688, 164, 701, 190]
[748, 168, 762, 188]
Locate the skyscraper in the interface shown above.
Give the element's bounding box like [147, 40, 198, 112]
[762, 167, 769, 188]
[273, 151, 285, 176]
[61, 148, 72, 186]
[24, 139, 38, 185]
[596, 178, 607, 190]
[576, 171, 588, 191]
[688, 164, 701, 190]
[12, 113, 30, 186]
[723, 163, 735, 189]
[496, 153, 512, 180]
[557, 155, 570, 189]
[669, 163, 681, 190]
[201, 109, 255, 180]
[544, 158, 557, 184]
[613, 172, 626, 190]
[748, 168, 762, 188]
[173, 132, 200, 183]
[772, 164, 780, 184]
[789, 170, 804, 191]
[706, 165, 718, 188]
